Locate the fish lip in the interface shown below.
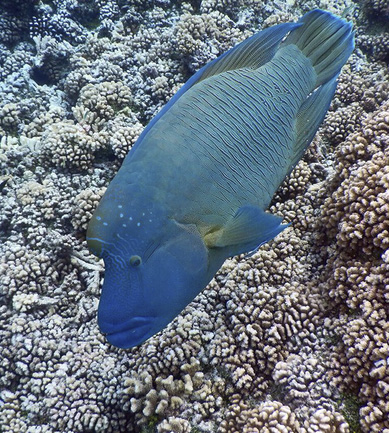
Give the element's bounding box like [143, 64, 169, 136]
[99, 316, 156, 349]
[99, 316, 155, 336]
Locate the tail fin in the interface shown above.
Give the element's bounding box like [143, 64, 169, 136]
[282, 9, 354, 87]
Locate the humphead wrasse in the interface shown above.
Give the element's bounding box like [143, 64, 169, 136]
[87, 9, 354, 348]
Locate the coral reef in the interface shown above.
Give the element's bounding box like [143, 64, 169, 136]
[320, 98, 389, 433]
[1, 0, 388, 432]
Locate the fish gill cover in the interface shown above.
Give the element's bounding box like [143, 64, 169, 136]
[0, 0, 388, 432]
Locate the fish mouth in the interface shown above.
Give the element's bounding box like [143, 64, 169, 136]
[99, 316, 155, 349]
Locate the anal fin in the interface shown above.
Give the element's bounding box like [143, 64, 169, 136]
[288, 76, 338, 173]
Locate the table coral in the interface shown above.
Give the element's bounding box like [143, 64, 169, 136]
[1, 0, 388, 432]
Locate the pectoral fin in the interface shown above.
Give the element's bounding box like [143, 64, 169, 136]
[204, 205, 289, 256]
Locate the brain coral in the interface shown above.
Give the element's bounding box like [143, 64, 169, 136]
[1, 0, 388, 432]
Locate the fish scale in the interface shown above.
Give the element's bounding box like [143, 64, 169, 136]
[160, 67, 301, 209]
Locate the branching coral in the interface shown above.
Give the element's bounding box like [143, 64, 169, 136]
[40, 119, 107, 170]
[174, 11, 247, 71]
[322, 101, 389, 255]
[358, 32, 389, 62]
[1, 1, 388, 433]
[72, 187, 106, 231]
[220, 399, 301, 433]
[107, 115, 144, 159]
[76, 81, 133, 122]
[320, 80, 389, 433]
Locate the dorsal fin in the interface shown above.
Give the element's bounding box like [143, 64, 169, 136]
[197, 22, 300, 81]
[128, 21, 300, 158]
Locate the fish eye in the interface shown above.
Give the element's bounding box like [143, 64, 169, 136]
[129, 255, 142, 267]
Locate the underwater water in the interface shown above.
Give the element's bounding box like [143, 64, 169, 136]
[0, 0, 388, 432]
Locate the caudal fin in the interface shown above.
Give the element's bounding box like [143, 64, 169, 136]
[282, 9, 354, 87]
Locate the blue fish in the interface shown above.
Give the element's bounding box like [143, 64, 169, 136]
[87, 9, 354, 348]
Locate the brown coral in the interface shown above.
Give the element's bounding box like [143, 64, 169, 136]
[320, 86, 389, 433]
[174, 11, 246, 69]
[358, 32, 389, 62]
[76, 81, 133, 123]
[40, 120, 108, 170]
[364, 0, 389, 18]
[219, 399, 300, 433]
[72, 187, 106, 231]
[322, 102, 389, 254]
[2, 3, 389, 433]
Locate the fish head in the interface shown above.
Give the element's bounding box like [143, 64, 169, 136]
[87, 186, 214, 348]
